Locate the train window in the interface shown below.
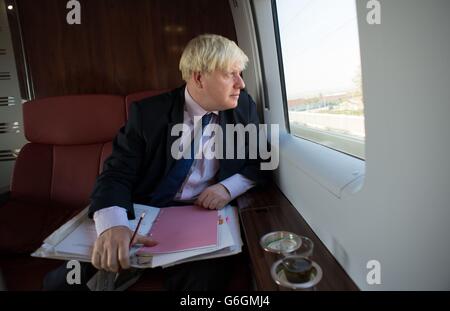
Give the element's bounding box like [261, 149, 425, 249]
[274, 0, 365, 159]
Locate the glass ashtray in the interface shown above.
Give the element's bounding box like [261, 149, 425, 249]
[260, 231, 302, 254]
[271, 257, 323, 290]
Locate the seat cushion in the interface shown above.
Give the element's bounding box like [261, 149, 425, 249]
[50, 144, 105, 207]
[11, 142, 113, 208]
[10, 143, 53, 202]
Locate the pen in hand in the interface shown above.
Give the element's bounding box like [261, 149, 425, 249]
[129, 212, 146, 248]
[112, 212, 147, 285]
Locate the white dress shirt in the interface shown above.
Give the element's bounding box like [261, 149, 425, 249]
[94, 88, 255, 236]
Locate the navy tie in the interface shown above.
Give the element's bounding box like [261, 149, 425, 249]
[150, 113, 213, 206]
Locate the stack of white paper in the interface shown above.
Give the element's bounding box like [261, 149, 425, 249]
[32, 204, 242, 269]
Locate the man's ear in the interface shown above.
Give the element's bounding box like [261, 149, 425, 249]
[192, 71, 203, 89]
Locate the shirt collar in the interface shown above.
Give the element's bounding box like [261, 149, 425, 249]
[184, 87, 218, 119]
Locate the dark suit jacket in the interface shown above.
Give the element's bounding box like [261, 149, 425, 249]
[89, 85, 268, 219]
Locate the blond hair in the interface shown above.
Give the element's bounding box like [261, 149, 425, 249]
[179, 34, 249, 81]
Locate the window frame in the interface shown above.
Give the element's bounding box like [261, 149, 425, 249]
[271, 0, 365, 160]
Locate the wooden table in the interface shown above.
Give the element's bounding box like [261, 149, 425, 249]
[236, 184, 359, 291]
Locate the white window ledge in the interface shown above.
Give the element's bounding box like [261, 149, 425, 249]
[278, 133, 365, 198]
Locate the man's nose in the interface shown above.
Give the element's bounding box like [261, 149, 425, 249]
[235, 74, 245, 89]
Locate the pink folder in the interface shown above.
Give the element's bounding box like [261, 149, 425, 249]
[137, 205, 218, 254]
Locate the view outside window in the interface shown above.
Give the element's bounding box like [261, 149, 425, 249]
[276, 0, 365, 158]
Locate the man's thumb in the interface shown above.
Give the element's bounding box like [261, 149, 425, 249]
[134, 234, 158, 247]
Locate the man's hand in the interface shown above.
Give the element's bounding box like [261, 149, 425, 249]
[91, 226, 157, 272]
[195, 183, 232, 210]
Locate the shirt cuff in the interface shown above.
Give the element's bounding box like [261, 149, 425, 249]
[220, 173, 255, 200]
[93, 206, 129, 237]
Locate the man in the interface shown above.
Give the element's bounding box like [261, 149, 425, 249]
[44, 34, 267, 290]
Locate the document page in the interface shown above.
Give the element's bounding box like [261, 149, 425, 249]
[54, 204, 160, 257]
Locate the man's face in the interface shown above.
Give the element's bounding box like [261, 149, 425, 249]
[200, 63, 246, 111]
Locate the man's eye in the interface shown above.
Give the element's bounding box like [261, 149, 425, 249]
[226, 72, 240, 79]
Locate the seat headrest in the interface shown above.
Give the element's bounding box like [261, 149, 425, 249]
[23, 95, 126, 145]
